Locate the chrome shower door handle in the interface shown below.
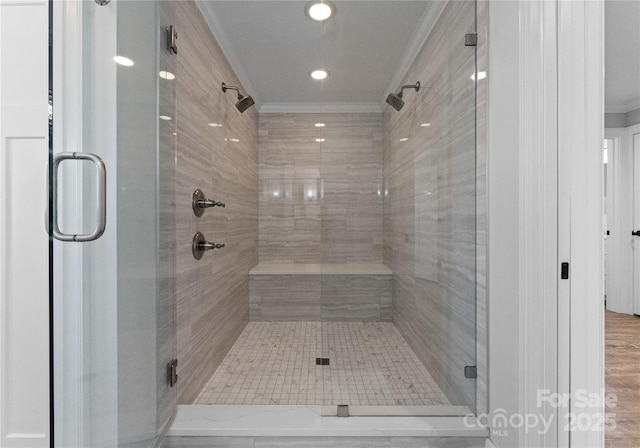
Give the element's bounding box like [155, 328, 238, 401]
[52, 152, 107, 242]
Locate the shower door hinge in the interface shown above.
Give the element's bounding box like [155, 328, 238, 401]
[167, 25, 178, 54]
[168, 359, 178, 387]
[465, 365, 477, 379]
[465, 33, 477, 46]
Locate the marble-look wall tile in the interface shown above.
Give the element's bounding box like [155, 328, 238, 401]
[320, 275, 392, 321]
[175, 1, 258, 404]
[383, 0, 480, 409]
[249, 275, 322, 321]
[249, 273, 392, 321]
[259, 113, 383, 264]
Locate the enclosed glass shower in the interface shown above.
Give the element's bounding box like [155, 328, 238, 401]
[49, 0, 481, 446]
[184, 0, 479, 416]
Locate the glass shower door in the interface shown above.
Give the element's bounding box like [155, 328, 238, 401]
[320, 0, 478, 416]
[50, 1, 176, 446]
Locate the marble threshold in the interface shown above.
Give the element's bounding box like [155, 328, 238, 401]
[320, 405, 471, 417]
[167, 405, 488, 438]
[249, 263, 392, 276]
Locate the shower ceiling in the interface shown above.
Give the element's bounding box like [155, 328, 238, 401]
[196, 1, 441, 111]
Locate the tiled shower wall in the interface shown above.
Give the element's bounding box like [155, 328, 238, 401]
[383, 0, 478, 409]
[175, 1, 258, 404]
[258, 113, 383, 264]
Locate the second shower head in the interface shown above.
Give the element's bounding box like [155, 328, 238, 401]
[386, 81, 420, 111]
[222, 82, 255, 113]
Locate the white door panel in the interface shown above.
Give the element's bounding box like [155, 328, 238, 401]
[0, 1, 50, 447]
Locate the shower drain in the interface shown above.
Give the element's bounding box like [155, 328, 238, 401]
[315, 357, 330, 365]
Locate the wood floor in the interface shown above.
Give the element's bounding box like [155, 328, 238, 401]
[606, 310, 640, 447]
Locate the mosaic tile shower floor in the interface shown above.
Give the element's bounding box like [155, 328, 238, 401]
[194, 321, 450, 406]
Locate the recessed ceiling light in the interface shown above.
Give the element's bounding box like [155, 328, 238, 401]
[310, 70, 329, 80]
[315, 123, 325, 128]
[159, 70, 175, 80]
[399, 137, 409, 142]
[160, 115, 172, 121]
[305, 1, 335, 21]
[208, 122, 223, 127]
[420, 123, 431, 127]
[113, 56, 134, 67]
[316, 138, 326, 142]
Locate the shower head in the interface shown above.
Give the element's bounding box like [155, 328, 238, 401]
[386, 93, 405, 112]
[222, 82, 255, 113]
[386, 81, 420, 111]
[235, 94, 255, 113]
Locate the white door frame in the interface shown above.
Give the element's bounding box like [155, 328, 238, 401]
[519, 0, 561, 446]
[486, 1, 562, 446]
[487, 1, 604, 447]
[558, 1, 605, 448]
[0, 1, 50, 447]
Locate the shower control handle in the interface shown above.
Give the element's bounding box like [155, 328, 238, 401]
[196, 199, 225, 209]
[192, 189, 225, 217]
[632, 230, 640, 237]
[192, 232, 225, 260]
[200, 241, 225, 250]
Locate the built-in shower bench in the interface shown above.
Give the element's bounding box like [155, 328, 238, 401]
[249, 263, 392, 321]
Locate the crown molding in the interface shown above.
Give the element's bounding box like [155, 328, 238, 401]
[379, 1, 447, 109]
[605, 98, 640, 114]
[259, 102, 383, 114]
[196, 0, 263, 110]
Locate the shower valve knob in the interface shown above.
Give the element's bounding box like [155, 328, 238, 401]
[192, 189, 225, 216]
[200, 242, 225, 250]
[197, 199, 225, 208]
[192, 232, 225, 260]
